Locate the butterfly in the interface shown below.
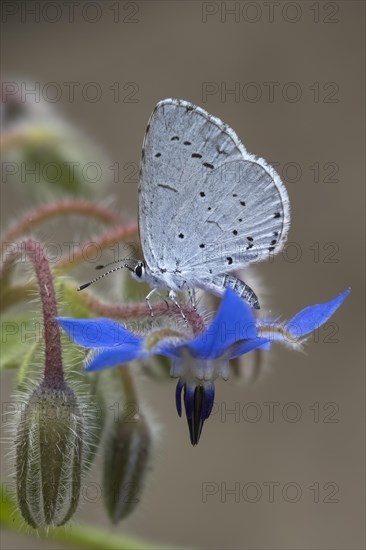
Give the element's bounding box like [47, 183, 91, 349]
[80, 99, 290, 312]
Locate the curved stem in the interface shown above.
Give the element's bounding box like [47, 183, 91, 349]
[118, 366, 138, 404]
[74, 284, 206, 335]
[22, 239, 64, 388]
[1, 199, 123, 248]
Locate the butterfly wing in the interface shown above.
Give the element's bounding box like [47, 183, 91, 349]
[139, 99, 290, 279]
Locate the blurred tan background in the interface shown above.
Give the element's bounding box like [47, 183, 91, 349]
[1, 1, 365, 549]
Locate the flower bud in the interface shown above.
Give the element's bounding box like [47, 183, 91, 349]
[102, 407, 152, 524]
[15, 380, 87, 527]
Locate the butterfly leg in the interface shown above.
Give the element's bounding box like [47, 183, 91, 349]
[168, 289, 188, 323]
[146, 288, 169, 317]
[182, 281, 197, 311]
[189, 288, 197, 311]
[145, 288, 156, 317]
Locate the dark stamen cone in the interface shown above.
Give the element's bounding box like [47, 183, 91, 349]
[181, 382, 215, 446]
[186, 386, 205, 446]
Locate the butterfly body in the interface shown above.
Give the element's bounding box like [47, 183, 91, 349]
[132, 261, 260, 309]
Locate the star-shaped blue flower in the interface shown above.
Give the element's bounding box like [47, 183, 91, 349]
[57, 287, 350, 445]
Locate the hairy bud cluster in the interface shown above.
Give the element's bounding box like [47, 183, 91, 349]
[103, 408, 152, 524]
[15, 380, 87, 527]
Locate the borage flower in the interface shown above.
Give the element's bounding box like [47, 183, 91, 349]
[57, 288, 350, 445]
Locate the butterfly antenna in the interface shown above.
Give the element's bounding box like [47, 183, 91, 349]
[95, 258, 136, 270]
[77, 264, 134, 291]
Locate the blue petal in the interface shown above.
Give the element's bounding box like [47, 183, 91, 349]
[85, 344, 145, 372]
[230, 337, 270, 359]
[56, 317, 143, 349]
[185, 289, 257, 359]
[184, 385, 195, 419]
[285, 288, 350, 339]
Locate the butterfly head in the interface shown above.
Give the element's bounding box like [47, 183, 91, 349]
[131, 260, 146, 281]
[130, 260, 168, 288]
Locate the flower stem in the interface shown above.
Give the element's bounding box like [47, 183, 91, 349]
[23, 239, 64, 388]
[1, 199, 123, 248]
[117, 366, 138, 405]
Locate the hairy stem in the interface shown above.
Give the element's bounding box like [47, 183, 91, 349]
[75, 286, 206, 335]
[22, 239, 64, 387]
[1, 199, 123, 248]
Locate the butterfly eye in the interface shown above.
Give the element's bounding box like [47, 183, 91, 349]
[135, 263, 143, 278]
